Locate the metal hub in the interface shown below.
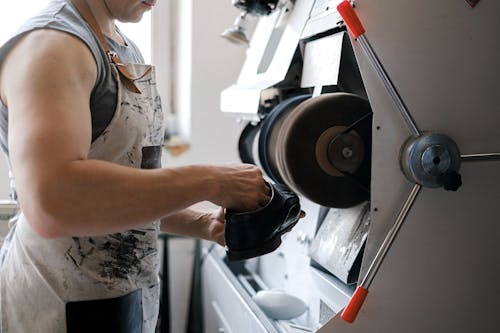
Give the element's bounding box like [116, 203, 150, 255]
[400, 133, 461, 189]
[420, 145, 452, 176]
[327, 131, 365, 174]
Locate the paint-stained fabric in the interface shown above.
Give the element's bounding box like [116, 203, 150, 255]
[0, 2, 165, 332]
[0, 67, 164, 333]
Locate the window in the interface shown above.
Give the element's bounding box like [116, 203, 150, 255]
[0, 1, 50, 45]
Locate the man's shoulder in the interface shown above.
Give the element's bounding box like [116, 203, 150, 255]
[1, 0, 103, 75]
[9, 0, 105, 70]
[1, 28, 97, 93]
[15, 28, 94, 61]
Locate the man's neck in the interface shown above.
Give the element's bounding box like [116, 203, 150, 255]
[85, 0, 122, 43]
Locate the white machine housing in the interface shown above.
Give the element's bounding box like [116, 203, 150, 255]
[203, 1, 500, 332]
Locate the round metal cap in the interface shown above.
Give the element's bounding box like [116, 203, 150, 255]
[400, 133, 461, 188]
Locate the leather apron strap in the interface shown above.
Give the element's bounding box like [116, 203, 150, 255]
[70, 0, 151, 94]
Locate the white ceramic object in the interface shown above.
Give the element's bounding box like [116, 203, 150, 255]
[252, 290, 307, 320]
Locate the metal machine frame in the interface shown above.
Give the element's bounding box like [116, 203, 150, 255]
[202, 1, 500, 332]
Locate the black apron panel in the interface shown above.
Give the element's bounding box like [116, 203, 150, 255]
[66, 289, 143, 333]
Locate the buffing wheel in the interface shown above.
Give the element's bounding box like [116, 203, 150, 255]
[275, 92, 372, 208]
[258, 95, 311, 183]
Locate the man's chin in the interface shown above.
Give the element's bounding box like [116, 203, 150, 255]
[119, 13, 145, 24]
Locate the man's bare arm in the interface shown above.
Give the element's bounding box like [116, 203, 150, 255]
[0, 29, 269, 238]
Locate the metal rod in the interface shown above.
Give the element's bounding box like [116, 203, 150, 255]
[357, 35, 421, 137]
[360, 183, 422, 288]
[312, 84, 323, 97]
[461, 153, 500, 162]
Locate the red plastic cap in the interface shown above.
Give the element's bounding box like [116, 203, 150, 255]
[341, 286, 369, 323]
[337, 1, 366, 39]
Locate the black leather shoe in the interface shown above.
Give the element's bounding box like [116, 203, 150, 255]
[224, 183, 302, 261]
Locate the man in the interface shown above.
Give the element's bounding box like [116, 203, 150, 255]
[0, 0, 270, 331]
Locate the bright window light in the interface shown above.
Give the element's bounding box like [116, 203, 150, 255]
[0, 1, 152, 63]
[0, 1, 50, 45]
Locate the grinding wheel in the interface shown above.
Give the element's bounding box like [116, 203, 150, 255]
[275, 92, 372, 208]
[258, 95, 311, 183]
[238, 121, 262, 165]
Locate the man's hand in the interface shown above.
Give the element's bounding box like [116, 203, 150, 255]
[209, 163, 271, 213]
[204, 207, 226, 246]
[160, 205, 226, 246]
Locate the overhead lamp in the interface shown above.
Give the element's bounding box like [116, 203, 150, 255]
[220, 11, 250, 46]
